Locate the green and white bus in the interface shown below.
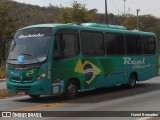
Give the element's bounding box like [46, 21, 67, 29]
[6, 23, 158, 98]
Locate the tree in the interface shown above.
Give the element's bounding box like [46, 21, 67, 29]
[0, 0, 12, 66]
[58, 1, 96, 23]
[123, 16, 136, 30]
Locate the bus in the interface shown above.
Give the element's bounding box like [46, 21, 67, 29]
[6, 23, 158, 99]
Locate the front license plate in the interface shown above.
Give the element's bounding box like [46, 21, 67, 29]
[18, 91, 26, 95]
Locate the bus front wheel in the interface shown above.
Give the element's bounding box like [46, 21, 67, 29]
[65, 80, 78, 98]
[128, 74, 137, 88]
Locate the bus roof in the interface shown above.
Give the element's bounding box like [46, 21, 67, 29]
[21, 23, 156, 36]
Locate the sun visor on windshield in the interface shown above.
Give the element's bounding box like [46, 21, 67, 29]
[14, 27, 53, 39]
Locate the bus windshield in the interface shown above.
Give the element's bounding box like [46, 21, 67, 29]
[7, 27, 53, 64]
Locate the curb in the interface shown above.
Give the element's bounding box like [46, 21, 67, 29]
[0, 79, 5, 82]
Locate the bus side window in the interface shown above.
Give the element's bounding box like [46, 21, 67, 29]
[126, 34, 142, 55]
[53, 30, 79, 60]
[105, 32, 125, 55]
[53, 34, 66, 59]
[81, 31, 104, 57]
[142, 36, 156, 55]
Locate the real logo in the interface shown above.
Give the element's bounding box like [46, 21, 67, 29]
[123, 57, 145, 65]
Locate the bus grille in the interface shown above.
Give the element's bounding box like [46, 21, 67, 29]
[14, 86, 31, 94]
[11, 77, 33, 83]
[11, 77, 33, 81]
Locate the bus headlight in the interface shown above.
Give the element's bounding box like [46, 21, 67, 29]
[37, 71, 46, 80]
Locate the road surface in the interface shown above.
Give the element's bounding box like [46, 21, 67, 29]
[0, 77, 160, 120]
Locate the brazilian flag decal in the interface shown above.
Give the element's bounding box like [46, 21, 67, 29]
[25, 69, 37, 78]
[74, 59, 101, 84]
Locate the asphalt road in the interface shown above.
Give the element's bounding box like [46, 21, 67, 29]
[1, 77, 160, 120]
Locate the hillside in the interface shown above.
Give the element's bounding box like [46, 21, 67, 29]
[1, 0, 59, 29]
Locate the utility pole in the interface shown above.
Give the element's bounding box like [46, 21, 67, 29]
[136, 9, 140, 30]
[124, 0, 126, 17]
[105, 0, 108, 24]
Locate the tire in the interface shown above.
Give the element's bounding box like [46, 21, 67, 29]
[65, 80, 78, 99]
[29, 95, 40, 99]
[128, 74, 137, 88]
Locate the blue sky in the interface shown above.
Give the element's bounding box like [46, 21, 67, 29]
[13, 0, 160, 18]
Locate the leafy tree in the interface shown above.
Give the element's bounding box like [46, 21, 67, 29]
[58, 1, 96, 23]
[123, 16, 136, 30]
[0, 0, 12, 65]
[139, 15, 159, 31]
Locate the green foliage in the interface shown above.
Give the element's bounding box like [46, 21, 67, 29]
[58, 1, 96, 23]
[0, 0, 11, 36]
[0, 0, 12, 65]
[123, 16, 137, 29]
[123, 15, 160, 31]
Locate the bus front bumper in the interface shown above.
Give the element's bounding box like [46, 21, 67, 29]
[6, 79, 52, 95]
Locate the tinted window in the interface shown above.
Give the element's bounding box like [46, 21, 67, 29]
[81, 31, 104, 56]
[54, 29, 79, 59]
[142, 36, 156, 54]
[105, 33, 125, 55]
[126, 34, 142, 55]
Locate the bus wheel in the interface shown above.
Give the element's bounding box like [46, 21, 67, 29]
[128, 74, 137, 88]
[29, 95, 40, 99]
[65, 80, 78, 98]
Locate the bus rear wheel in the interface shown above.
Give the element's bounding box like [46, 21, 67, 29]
[65, 80, 78, 99]
[128, 74, 137, 88]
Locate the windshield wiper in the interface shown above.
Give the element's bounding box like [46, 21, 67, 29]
[7, 58, 24, 65]
[18, 52, 40, 63]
